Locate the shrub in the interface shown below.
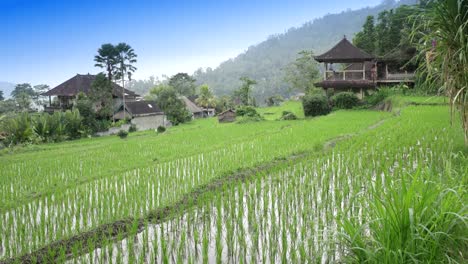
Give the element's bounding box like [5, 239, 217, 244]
[2, 113, 33, 145]
[157, 126, 166, 133]
[236, 106, 260, 117]
[117, 130, 128, 139]
[302, 94, 331, 117]
[280, 111, 297, 120]
[128, 124, 137, 133]
[237, 115, 264, 124]
[365, 87, 395, 106]
[331, 92, 359, 109]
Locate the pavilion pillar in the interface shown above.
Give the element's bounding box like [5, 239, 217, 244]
[324, 63, 327, 80]
[49, 96, 51, 106]
[362, 62, 366, 80]
[385, 64, 389, 79]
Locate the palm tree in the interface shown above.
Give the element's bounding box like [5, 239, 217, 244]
[94, 43, 118, 81]
[413, 0, 468, 144]
[195, 84, 216, 108]
[114, 43, 137, 119]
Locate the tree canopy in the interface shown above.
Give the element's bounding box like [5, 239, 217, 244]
[168, 73, 196, 96]
[148, 84, 191, 125]
[195, 85, 216, 108]
[284, 50, 320, 93]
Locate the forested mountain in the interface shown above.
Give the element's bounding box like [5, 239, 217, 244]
[193, 0, 417, 103]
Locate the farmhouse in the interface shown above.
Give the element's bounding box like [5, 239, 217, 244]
[113, 100, 166, 130]
[41, 74, 139, 113]
[314, 37, 415, 98]
[218, 109, 236, 123]
[180, 96, 215, 118]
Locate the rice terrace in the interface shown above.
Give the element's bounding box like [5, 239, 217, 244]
[0, 0, 467, 263]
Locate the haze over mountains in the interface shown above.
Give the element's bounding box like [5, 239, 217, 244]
[1, 0, 417, 102]
[0, 82, 15, 98]
[193, 0, 417, 103]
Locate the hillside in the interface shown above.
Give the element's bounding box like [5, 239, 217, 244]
[194, 0, 417, 103]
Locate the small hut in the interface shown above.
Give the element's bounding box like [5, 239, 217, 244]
[218, 109, 236, 123]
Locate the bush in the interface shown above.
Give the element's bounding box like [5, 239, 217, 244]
[331, 92, 359, 109]
[157, 126, 166, 133]
[236, 106, 260, 117]
[302, 94, 331, 117]
[128, 124, 137, 133]
[280, 111, 297, 120]
[365, 87, 398, 106]
[2, 113, 33, 145]
[237, 115, 264, 124]
[117, 130, 128, 139]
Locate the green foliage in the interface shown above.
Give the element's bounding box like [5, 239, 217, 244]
[169, 73, 196, 96]
[280, 111, 297, 120]
[0, 90, 4, 101]
[195, 84, 216, 108]
[214, 96, 234, 114]
[15, 92, 32, 111]
[149, 84, 191, 125]
[284, 50, 320, 92]
[74, 94, 99, 133]
[10, 83, 35, 99]
[0, 100, 19, 114]
[95, 43, 119, 80]
[64, 110, 83, 139]
[331, 92, 360, 109]
[117, 130, 128, 139]
[341, 170, 467, 263]
[157, 126, 166, 133]
[353, 16, 376, 54]
[89, 73, 113, 118]
[302, 94, 330, 117]
[265, 95, 284, 106]
[236, 115, 264, 124]
[1, 113, 33, 145]
[236, 106, 260, 118]
[114, 42, 138, 82]
[128, 124, 137, 133]
[412, 0, 468, 144]
[234, 77, 257, 106]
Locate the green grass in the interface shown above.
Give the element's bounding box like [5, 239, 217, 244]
[256, 101, 304, 120]
[0, 96, 466, 263]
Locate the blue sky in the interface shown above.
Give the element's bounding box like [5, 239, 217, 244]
[1, 0, 382, 86]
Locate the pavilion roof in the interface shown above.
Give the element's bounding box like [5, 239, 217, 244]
[314, 37, 374, 63]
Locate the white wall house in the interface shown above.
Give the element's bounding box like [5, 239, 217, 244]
[113, 101, 166, 130]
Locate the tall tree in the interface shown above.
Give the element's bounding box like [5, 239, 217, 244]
[195, 84, 216, 108]
[284, 50, 319, 93]
[234, 77, 257, 106]
[114, 43, 138, 119]
[32, 84, 50, 107]
[90, 73, 114, 118]
[168, 73, 197, 96]
[148, 84, 190, 125]
[11, 83, 35, 98]
[353, 16, 376, 54]
[94, 43, 119, 80]
[0, 90, 4, 101]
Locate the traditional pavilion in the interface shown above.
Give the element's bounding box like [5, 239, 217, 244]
[314, 36, 415, 97]
[42, 74, 139, 113]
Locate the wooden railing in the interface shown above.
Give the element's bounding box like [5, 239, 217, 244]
[325, 70, 366, 81]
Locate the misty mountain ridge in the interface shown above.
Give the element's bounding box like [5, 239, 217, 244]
[193, 0, 417, 102]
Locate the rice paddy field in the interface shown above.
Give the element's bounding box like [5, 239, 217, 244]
[0, 96, 466, 263]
